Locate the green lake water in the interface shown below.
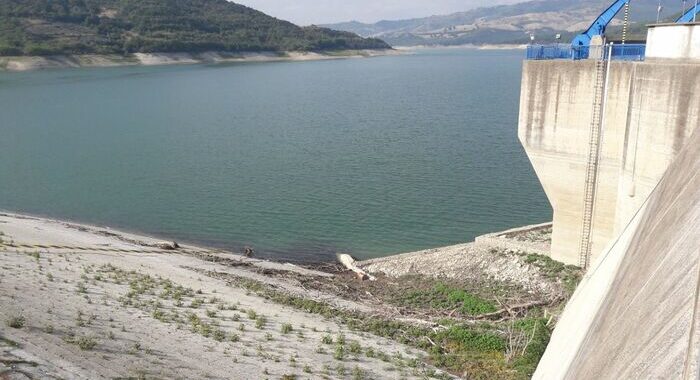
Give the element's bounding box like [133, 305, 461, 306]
[0, 48, 551, 262]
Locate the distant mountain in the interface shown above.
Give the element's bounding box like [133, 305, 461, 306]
[323, 0, 669, 46]
[0, 0, 390, 56]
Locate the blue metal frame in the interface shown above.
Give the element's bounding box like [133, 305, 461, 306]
[676, 4, 699, 23]
[572, 0, 631, 47]
[526, 44, 645, 61]
[609, 44, 646, 60]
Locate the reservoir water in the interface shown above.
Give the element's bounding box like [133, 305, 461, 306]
[0, 48, 551, 261]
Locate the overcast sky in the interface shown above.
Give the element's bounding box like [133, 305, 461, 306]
[233, 0, 524, 25]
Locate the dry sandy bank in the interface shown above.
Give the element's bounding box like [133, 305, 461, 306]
[0, 212, 447, 379]
[0, 212, 571, 379]
[0, 49, 399, 72]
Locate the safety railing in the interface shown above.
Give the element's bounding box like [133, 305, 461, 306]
[609, 44, 646, 61]
[526, 43, 645, 61]
[525, 44, 575, 60]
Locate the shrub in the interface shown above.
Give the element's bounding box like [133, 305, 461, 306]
[255, 315, 266, 329]
[281, 323, 293, 334]
[213, 329, 226, 342]
[76, 335, 98, 350]
[334, 344, 345, 361]
[348, 341, 362, 355]
[76, 282, 87, 294]
[352, 365, 366, 380]
[6, 315, 25, 328]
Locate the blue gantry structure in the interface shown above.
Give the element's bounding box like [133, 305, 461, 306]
[677, 3, 700, 23]
[571, 0, 632, 48]
[526, 0, 700, 61]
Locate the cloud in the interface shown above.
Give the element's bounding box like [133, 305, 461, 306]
[234, 0, 524, 25]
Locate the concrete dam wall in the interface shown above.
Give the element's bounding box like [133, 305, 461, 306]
[519, 57, 700, 265]
[522, 23, 700, 378]
[533, 126, 700, 379]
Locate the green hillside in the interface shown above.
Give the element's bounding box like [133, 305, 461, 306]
[0, 0, 390, 56]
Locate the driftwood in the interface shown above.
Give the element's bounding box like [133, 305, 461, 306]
[475, 300, 550, 320]
[155, 241, 180, 250]
[336, 253, 376, 281]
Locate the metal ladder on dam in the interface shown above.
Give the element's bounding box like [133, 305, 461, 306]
[578, 52, 610, 269]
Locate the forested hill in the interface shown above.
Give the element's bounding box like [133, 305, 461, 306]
[0, 0, 390, 56]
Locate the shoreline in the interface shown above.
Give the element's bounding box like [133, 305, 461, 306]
[0, 210, 559, 294]
[0, 210, 570, 379]
[0, 49, 400, 72]
[394, 43, 528, 51]
[0, 209, 224, 257]
[0, 209, 551, 267]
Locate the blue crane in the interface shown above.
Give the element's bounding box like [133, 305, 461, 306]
[573, 0, 700, 47]
[676, 3, 699, 23]
[572, 0, 631, 47]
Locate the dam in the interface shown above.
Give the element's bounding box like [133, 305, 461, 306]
[520, 23, 700, 267]
[522, 19, 700, 379]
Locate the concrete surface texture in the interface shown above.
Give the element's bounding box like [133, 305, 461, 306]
[519, 54, 700, 265]
[646, 23, 700, 60]
[534, 127, 700, 379]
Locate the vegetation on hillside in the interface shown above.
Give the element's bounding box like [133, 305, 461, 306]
[0, 0, 390, 56]
[324, 0, 673, 46]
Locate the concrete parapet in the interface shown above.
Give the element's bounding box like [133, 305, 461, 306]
[474, 222, 552, 257]
[647, 22, 700, 61]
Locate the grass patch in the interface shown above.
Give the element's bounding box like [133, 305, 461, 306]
[76, 282, 88, 294]
[333, 344, 345, 361]
[510, 318, 550, 377]
[395, 282, 498, 315]
[348, 341, 362, 355]
[76, 335, 98, 350]
[64, 333, 98, 351]
[207, 269, 554, 379]
[255, 315, 266, 329]
[523, 253, 582, 295]
[246, 309, 257, 320]
[351, 365, 366, 380]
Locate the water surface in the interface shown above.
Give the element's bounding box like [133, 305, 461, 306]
[0, 48, 551, 261]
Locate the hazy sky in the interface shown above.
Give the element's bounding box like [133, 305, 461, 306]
[233, 0, 524, 25]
